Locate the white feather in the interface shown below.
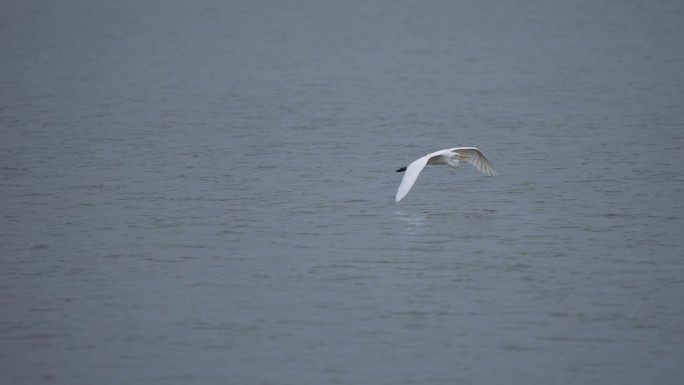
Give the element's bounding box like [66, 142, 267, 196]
[395, 147, 497, 202]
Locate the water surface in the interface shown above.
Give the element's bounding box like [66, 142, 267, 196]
[2, 1, 684, 384]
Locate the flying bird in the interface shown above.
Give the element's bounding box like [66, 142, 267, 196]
[395, 147, 498, 202]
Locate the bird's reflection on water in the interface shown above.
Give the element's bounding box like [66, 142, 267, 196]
[394, 210, 428, 235]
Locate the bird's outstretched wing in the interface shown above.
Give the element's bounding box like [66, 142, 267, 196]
[448, 147, 498, 176]
[395, 153, 432, 202]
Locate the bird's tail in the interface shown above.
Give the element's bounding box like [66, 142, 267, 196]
[396, 166, 407, 172]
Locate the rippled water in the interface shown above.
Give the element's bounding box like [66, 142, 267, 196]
[2, 1, 684, 384]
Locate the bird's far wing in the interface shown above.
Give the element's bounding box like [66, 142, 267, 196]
[449, 147, 498, 176]
[395, 154, 432, 202]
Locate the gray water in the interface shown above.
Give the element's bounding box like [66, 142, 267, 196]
[2, 0, 684, 384]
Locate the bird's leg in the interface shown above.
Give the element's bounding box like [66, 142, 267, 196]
[396, 166, 407, 172]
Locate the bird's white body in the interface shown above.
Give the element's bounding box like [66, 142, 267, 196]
[395, 147, 498, 202]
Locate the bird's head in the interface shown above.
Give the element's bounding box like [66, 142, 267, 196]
[453, 152, 469, 159]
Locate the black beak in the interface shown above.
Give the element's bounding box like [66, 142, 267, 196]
[396, 166, 407, 172]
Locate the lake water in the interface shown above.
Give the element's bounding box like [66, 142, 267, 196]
[2, 0, 683, 384]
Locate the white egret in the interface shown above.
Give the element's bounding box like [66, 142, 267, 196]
[395, 147, 498, 202]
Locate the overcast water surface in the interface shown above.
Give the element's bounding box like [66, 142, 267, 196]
[2, 1, 684, 384]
